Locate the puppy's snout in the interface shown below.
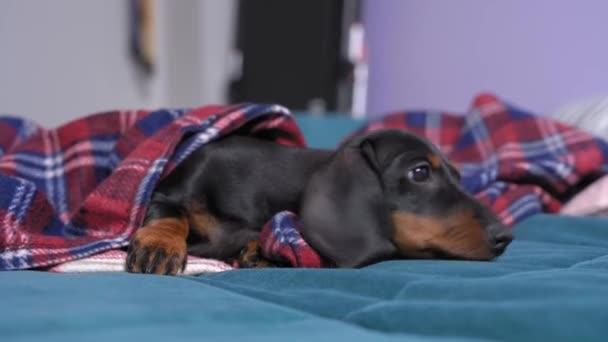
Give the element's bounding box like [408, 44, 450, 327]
[488, 225, 513, 256]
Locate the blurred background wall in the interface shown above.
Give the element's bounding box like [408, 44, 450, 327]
[0, 0, 236, 126]
[1, 0, 607, 126]
[365, 0, 608, 115]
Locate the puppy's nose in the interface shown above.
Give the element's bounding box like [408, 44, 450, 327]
[491, 231, 513, 255]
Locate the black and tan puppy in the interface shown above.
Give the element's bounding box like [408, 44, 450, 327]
[126, 129, 513, 275]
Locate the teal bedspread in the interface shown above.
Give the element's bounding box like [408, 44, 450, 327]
[2, 214, 608, 341]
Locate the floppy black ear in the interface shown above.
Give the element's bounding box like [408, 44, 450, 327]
[299, 137, 397, 268]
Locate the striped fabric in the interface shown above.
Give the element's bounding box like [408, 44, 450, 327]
[48, 249, 233, 274]
[356, 93, 608, 226]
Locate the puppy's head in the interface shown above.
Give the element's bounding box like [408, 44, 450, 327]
[300, 129, 512, 267]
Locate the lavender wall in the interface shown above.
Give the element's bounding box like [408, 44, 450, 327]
[364, 0, 608, 115]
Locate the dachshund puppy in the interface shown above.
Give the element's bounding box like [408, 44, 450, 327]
[126, 129, 513, 275]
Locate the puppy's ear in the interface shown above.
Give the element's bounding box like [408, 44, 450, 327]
[299, 136, 397, 267]
[359, 139, 381, 173]
[447, 162, 461, 182]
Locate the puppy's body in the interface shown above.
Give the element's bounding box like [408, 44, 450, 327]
[149, 136, 331, 261]
[127, 129, 513, 275]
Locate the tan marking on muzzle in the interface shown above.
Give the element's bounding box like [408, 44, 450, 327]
[391, 211, 493, 260]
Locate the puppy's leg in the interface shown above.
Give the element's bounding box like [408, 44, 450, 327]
[187, 228, 275, 268]
[126, 200, 189, 275]
[235, 240, 277, 268]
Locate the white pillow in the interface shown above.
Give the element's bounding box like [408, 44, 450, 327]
[549, 96, 608, 139]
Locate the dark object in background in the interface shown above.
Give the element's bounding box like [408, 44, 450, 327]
[229, 0, 361, 113]
[129, 0, 155, 75]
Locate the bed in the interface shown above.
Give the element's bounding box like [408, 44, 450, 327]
[2, 95, 608, 341]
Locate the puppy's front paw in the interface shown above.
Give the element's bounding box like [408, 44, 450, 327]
[126, 218, 188, 275]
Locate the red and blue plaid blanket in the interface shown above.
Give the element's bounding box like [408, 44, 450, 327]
[2, 93, 608, 271]
[0, 104, 314, 270]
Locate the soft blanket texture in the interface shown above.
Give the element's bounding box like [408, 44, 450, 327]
[2, 214, 608, 342]
[48, 250, 233, 274]
[358, 93, 608, 225]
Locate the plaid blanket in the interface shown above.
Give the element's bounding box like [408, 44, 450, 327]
[358, 93, 608, 226]
[0, 104, 320, 271]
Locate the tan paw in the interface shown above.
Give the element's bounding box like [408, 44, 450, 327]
[126, 218, 188, 275]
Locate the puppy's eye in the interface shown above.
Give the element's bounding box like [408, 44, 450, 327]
[407, 162, 431, 182]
